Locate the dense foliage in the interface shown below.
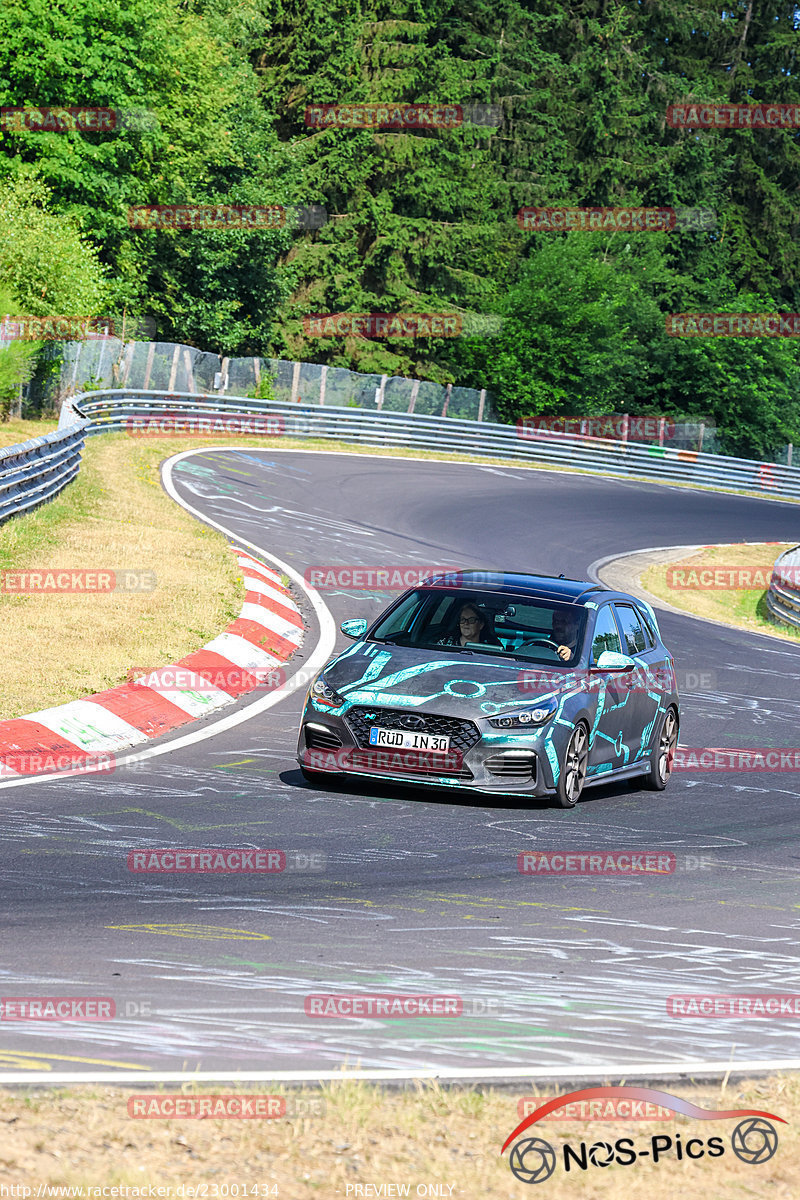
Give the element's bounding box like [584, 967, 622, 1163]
[0, 0, 797, 454]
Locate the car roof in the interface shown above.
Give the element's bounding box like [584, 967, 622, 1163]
[420, 570, 612, 605]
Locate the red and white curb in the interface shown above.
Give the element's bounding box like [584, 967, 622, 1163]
[0, 549, 304, 777]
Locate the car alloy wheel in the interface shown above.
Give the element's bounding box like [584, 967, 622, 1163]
[556, 722, 589, 808]
[646, 706, 678, 790]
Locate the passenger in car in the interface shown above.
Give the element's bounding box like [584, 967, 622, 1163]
[437, 603, 501, 647]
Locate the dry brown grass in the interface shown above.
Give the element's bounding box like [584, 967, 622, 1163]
[0, 1075, 797, 1196]
[0, 432, 244, 718]
[641, 542, 800, 644]
[0, 418, 54, 449]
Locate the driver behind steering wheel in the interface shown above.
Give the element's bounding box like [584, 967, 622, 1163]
[551, 608, 581, 662]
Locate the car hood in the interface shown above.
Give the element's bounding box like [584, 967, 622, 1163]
[323, 642, 579, 718]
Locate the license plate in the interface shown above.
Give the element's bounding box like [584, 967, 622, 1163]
[369, 727, 450, 753]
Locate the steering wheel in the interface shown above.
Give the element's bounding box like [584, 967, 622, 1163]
[520, 638, 561, 651]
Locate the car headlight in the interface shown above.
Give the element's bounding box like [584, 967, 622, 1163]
[309, 676, 346, 709]
[488, 702, 557, 730]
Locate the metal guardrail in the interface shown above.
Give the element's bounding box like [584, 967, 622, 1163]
[72, 388, 800, 501]
[0, 421, 87, 525]
[2, 387, 799, 530]
[767, 545, 800, 631]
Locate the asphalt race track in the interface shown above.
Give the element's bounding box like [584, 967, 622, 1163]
[2, 448, 800, 1079]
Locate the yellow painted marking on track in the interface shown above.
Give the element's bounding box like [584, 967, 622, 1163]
[318, 894, 606, 914]
[0, 1050, 150, 1070]
[20, 849, 74, 855]
[106, 923, 272, 941]
[423, 894, 604, 912]
[214, 759, 257, 768]
[91, 807, 276, 833]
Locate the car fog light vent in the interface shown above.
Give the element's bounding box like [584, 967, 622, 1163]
[305, 725, 343, 751]
[484, 752, 537, 780]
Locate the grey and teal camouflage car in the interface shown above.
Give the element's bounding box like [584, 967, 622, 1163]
[296, 572, 680, 807]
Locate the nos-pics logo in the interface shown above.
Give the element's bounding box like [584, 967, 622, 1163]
[501, 1086, 784, 1184]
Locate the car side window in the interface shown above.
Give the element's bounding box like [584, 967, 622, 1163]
[613, 604, 647, 655]
[635, 606, 656, 648]
[591, 606, 622, 661]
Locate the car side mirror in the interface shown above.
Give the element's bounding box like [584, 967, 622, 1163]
[340, 617, 368, 640]
[591, 650, 636, 672]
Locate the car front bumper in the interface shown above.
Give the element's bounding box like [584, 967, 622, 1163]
[296, 704, 558, 797]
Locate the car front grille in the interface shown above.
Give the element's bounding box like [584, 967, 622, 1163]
[484, 751, 538, 782]
[345, 707, 481, 756]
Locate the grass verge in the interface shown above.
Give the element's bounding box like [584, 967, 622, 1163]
[0, 1075, 797, 1196]
[641, 542, 800, 643]
[0, 417, 56, 449]
[0, 431, 246, 718]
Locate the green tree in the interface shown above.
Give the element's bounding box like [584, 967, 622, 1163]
[0, 173, 109, 314]
[0, 0, 290, 352]
[0, 286, 36, 421]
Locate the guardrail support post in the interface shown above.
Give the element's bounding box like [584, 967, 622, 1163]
[408, 379, 420, 414]
[183, 347, 195, 393]
[168, 345, 180, 391]
[291, 361, 301, 403]
[120, 342, 136, 386]
[478, 389, 486, 421]
[143, 343, 156, 390]
[698, 422, 705, 453]
[320, 365, 327, 406]
[442, 382, 452, 417]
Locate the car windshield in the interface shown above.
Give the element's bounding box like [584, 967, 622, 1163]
[369, 588, 588, 665]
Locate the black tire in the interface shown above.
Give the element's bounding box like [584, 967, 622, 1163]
[555, 722, 590, 808]
[646, 706, 679, 790]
